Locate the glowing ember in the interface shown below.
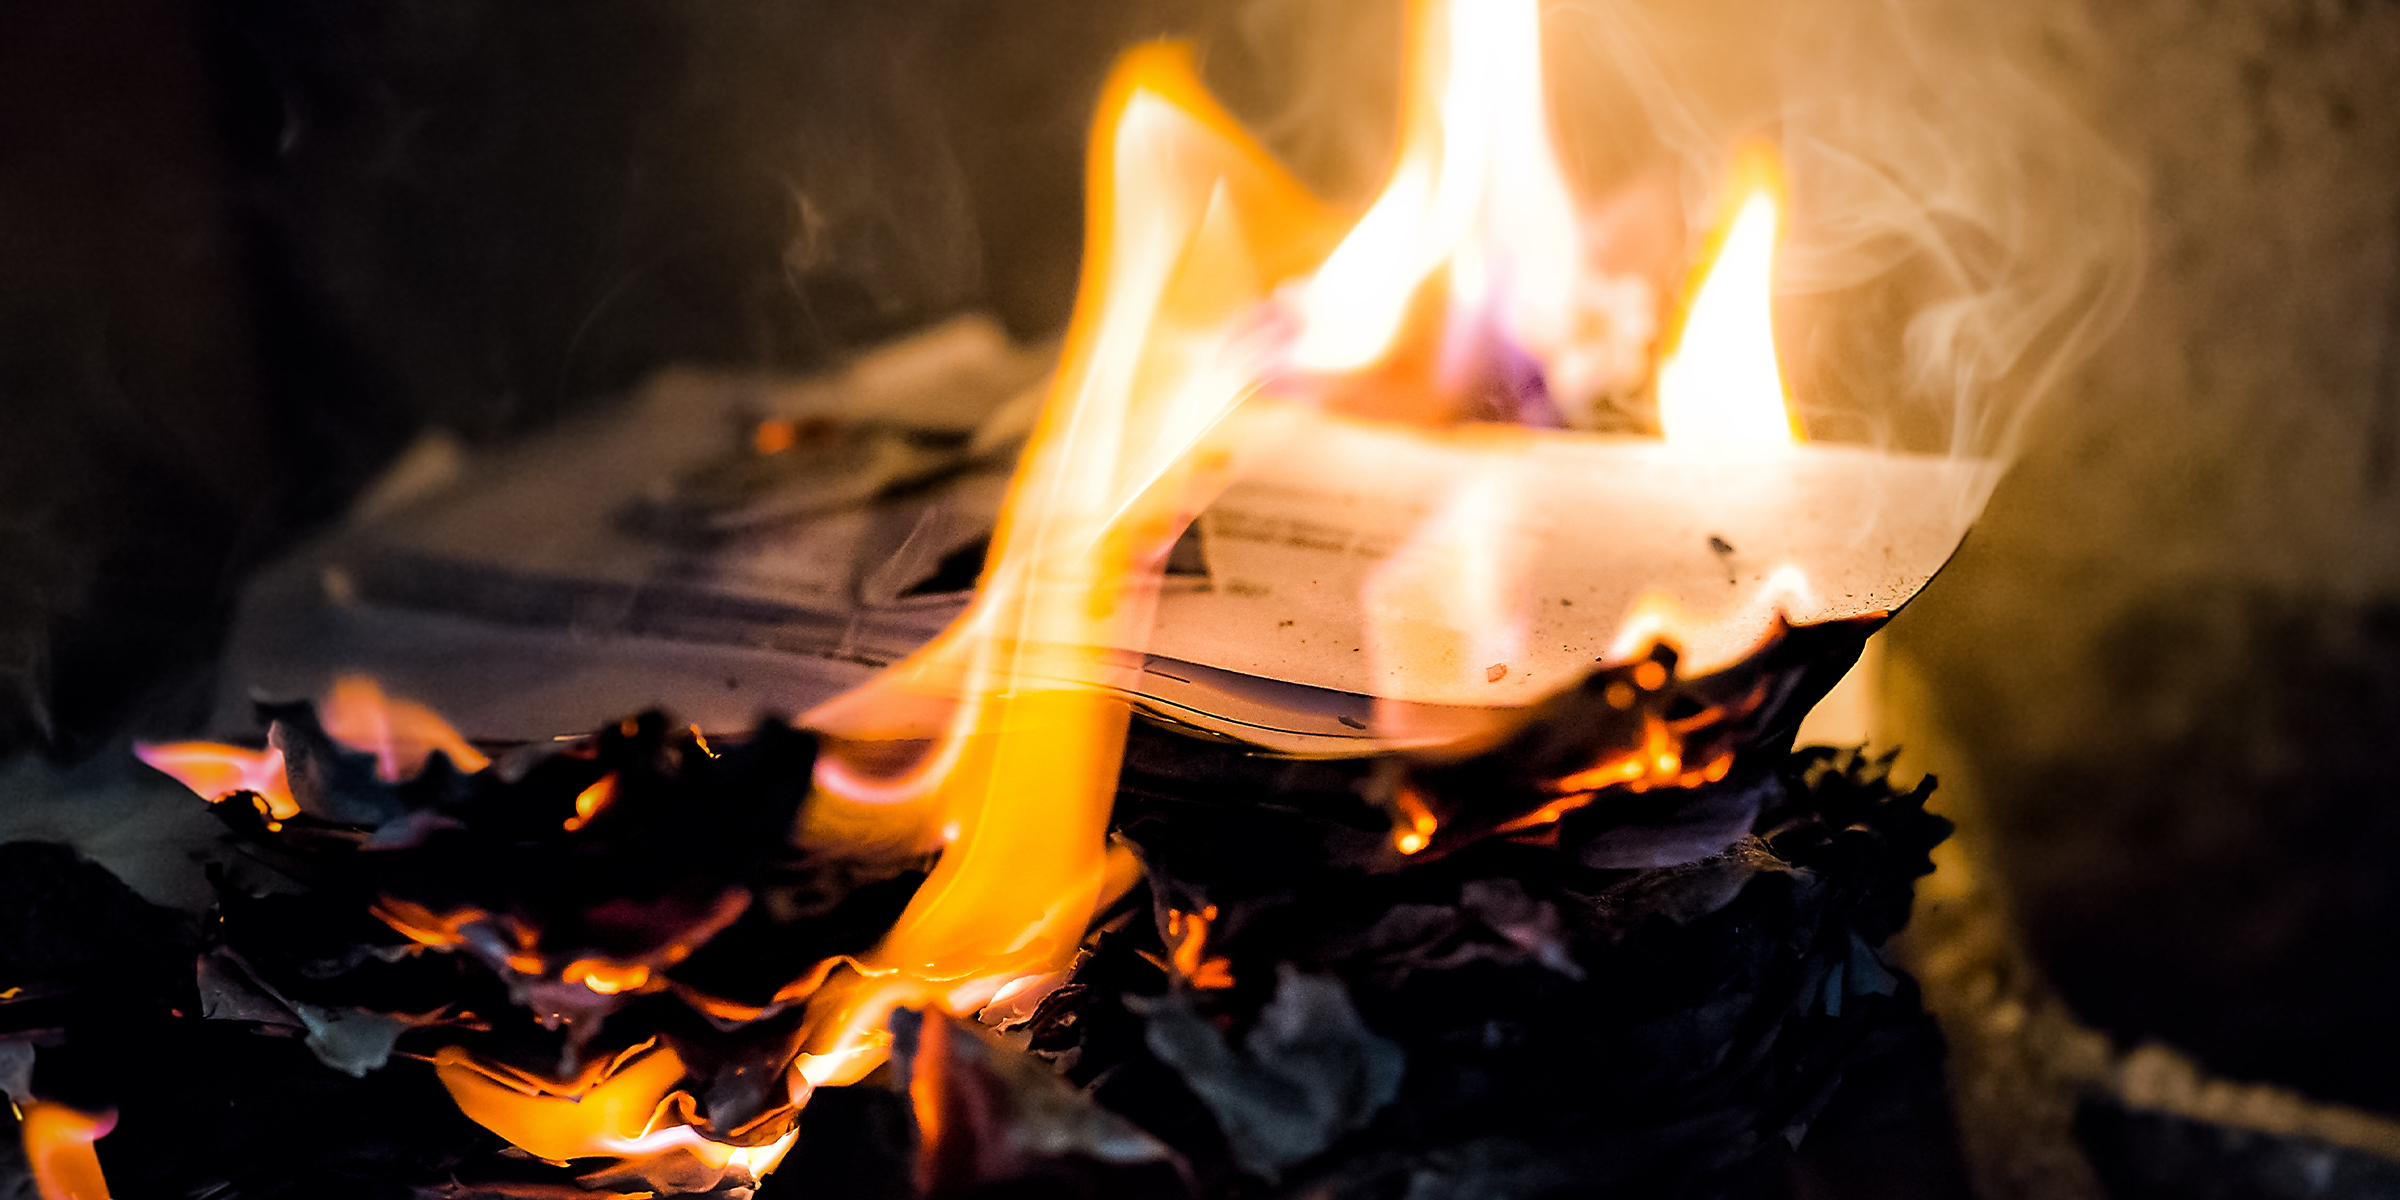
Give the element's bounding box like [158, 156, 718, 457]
[1156, 906, 1236, 990]
[564, 772, 617, 831]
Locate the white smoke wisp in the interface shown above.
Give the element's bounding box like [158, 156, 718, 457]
[1201, 0, 2145, 486]
[1197, 0, 1406, 203]
[1568, 0, 2147, 470]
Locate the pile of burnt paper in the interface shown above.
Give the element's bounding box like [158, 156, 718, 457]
[3, 687, 1961, 1200]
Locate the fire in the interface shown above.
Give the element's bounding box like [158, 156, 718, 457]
[320, 675, 492, 779]
[1363, 470, 1531, 709]
[798, 0, 1808, 1089]
[1158, 906, 1235, 990]
[137, 675, 487, 818]
[1289, 0, 1580, 374]
[18, 1101, 115, 1200]
[132, 741, 296, 820]
[1657, 148, 1804, 449]
[791, 41, 1343, 1079]
[127, 0, 1828, 1187]
[564, 772, 617, 832]
[433, 1043, 796, 1179]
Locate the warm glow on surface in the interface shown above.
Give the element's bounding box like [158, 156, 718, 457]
[1290, 0, 1580, 373]
[1363, 470, 1529, 702]
[20, 1102, 114, 1200]
[1657, 155, 1803, 449]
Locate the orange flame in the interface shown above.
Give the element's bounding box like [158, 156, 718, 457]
[120, 1, 1840, 1186]
[563, 772, 616, 832]
[19, 1101, 115, 1200]
[321, 676, 492, 780]
[132, 741, 297, 820]
[137, 676, 487, 815]
[791, 0, 1816, 1091]
[791, 43, 1343, 1082]
[432, 1041, 795, 1175]
[369, 897, 489, 948]
[1160, 906, 1235, 990]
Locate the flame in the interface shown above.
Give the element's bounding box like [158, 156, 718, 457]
[119, 3, 1844, 1187]
[1604, 563, 1821, 665]
[792, 43, 1342, 1079]
[433, 1041, 797, 1177]
[19, 1102, 115, 1200]
[1290, 0, 1581, 373]
[1657, 148, 1804, 448]
[370, 898, 489, 948]
[137, 676, 486, 814]
[1158, 906, 1235, 989]
[562, 958, 652, 996]
[1393, 786, 1441, 855]
[132, 741, 296, 820]
[793, 0, 1819, 1091]
[321, 675, 492, 779]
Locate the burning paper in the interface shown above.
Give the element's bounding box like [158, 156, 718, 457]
[789, 0, 1993, 1104]
[115, 0, 2058, 1192]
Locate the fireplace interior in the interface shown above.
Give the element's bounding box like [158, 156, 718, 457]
[7, 2, 2400, 1199]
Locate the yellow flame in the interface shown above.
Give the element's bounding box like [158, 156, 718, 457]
[122, 7, 1834, 1186]
[1290, 0, 1581, 373]
[793, 44, 1342, 1080]
[793, 5, 1815, 1095]
[1657, 151, 1804, 448]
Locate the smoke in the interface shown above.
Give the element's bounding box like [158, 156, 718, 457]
[1199, 0, 2145, 466]
[1750, 0, 2145, 462]
[1196, 0, 1406, 204]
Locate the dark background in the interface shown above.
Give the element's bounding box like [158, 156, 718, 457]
[0, 0, 1234, 759]
[4, 0, 2400, 1194]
